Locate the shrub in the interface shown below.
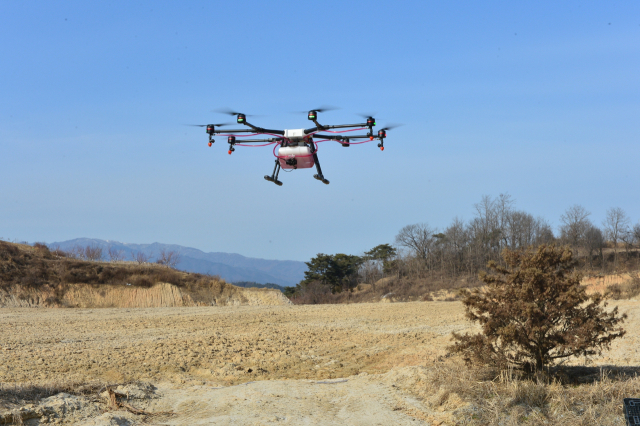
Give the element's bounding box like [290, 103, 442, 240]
[449, 245, 626, 371]
[33, 242, 51, 255]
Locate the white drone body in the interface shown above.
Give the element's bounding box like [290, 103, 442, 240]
[280, 129, 314, 169]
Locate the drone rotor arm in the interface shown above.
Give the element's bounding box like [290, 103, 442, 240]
[314, 134, 378, 140]
[237, 120, 285, 135]
[304, 123, 368, 134]
[234, 138, 283, 143]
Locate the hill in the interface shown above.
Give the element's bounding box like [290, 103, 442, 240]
[47, 238, 306, 287]
[0, 240, 290, 308]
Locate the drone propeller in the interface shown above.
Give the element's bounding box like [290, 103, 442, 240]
[212, 108, 265, 118]
[213, 108, 243, 116]
[357, 112, 377, 119]
[379, 123, 403, 131]
[292, 105, 340, 113]
[184, 122, 230, 127]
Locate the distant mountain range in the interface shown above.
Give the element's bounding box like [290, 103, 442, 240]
[48, 238, 306, 287]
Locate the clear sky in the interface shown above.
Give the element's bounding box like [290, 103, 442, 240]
[1, 1, 639, 261]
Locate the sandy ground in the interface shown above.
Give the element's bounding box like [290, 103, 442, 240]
[1, 300, 638, 425]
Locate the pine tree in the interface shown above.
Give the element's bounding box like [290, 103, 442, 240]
[449, 245, 626, 371]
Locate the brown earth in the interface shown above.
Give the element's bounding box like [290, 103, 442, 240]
[1, 299, 639, 425]
[0, 282, 291, 309]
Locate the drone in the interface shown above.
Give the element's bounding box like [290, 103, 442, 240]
[191, 108, 396, 186]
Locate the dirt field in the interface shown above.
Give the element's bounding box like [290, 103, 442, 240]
[1, 300, 639, 425]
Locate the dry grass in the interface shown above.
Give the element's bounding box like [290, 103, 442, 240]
[290, 274, 480, 304]
[0, 240, 227, 306]
[421, 360, 640, 425]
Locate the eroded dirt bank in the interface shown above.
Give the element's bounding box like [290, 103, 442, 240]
[1, 300, 638, 425]
[0, 282, 290, 309]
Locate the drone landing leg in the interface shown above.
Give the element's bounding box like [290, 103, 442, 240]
[312, 153, 330, 185]
[264, 160, 283, 186]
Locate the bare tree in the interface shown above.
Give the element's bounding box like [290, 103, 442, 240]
[107, 245, 125, 262]
[156, 248, 181, 269]
[469, 194, 515, 266]
[69, 244, 85, 259]
[603, 207, 630, 269]
[584, 225, 605, 269]
[633, 223, 640, 247]
[84, 245, 103, 261]
[444, 217, 470, 276]
[395, 223, 435, 262]
[133, 251, 150, 264]
[559, 205, 592, 250]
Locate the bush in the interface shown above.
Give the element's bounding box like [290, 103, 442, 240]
[449, 245, 627, 371]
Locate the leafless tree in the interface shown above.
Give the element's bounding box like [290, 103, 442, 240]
[535, 220, 555, 245]
[633, 224, 640, 247]
[505, 211, 537, 250]
[559, 205, 592, 250]
[359, 258, 382, 285]
[444, 217, 470, 276]
[603, 207, 630, 269]
[395, 223, 435, 262]
[84, 245, 103, 261]
[132, 251, 150, 264]
[620, 227, 636, 255]
[584, 225, 605, 269]
[69, 244, 85, 259]
[156, 248, 181, 269]
[107, 245, 125, 262]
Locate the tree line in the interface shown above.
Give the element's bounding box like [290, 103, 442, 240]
[287, 194, 640, 300]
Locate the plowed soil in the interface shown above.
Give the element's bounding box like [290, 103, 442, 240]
[0, 302, 473, 385]
[1, 300, 638, 425]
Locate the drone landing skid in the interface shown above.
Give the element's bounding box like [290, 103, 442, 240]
[312, 152, 329, 185]
[264, 156, 329, 186]
[264, 159, 283, 186]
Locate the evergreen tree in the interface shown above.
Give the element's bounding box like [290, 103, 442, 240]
[449, 245, 626, 371]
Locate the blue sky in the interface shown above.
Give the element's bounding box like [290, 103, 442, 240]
[1, 1, 639, 261]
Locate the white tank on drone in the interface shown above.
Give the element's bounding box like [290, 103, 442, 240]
[278, 129, 315, 169]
